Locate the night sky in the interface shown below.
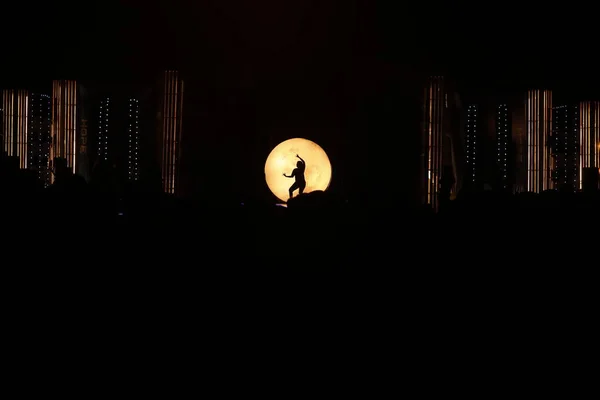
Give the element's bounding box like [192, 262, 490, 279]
[4, 2, 598, 95]
[1, 1, 598, 202]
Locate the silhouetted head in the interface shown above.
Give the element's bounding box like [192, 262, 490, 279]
[297, 161, 303, 169]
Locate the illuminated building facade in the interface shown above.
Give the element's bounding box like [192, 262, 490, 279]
[158, 70, 184, 195]
[526, 89, 553, 192]
[496, 104, 511, 189]
[28, 93, 52, 186]
[1, 89, 29, 168]
[552, 105, 579, 190]
[128, 97, 140, 181]
[579, 101, 600, 188]
[465, 104, 479, 184]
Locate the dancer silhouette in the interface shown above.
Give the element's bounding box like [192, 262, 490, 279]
[283, 154, 306, 199]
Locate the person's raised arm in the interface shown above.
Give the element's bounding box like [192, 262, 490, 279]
[296, 154, 305, 164]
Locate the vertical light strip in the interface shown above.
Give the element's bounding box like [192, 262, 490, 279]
[579, 102, 584, 189]
[50, 80, 78, 180]
[424, 76, 444, 211]
[136, 99, 139, 179]
[167, 71, 172, 193]
[50, 81, 56, 180]
[579, 101, 600, 188]
[1, 90, 30, 167]
[7, 90, 15, 157]
[593, 101, 600, 169]
[23, 92, 29, 169]
[162, 71, 168, 192]
[1, 91, 5, 154]
[166, 72, 172, 192]
[580, 101, 587, 188]
[161, 71, 184, 194]
[427, 83, 432, 205]
[526, 90, 553, 193]
[527, 90, 531, 192]
[73, 81, 78, 174]
[9, 91, 14, 157]
[17, 92, 21, 165]
[177, 79, 184, 193]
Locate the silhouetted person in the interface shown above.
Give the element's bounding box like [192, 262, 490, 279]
[283, 154, 306, 200]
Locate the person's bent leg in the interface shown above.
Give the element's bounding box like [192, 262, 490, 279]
[289, 182, 299, 199]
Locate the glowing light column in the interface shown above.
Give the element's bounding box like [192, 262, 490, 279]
[526, 89, 553, 193]
[1, 89, 29, 168]
[579, 101, 600, 188]
[50, 80, 78, 178]
[159, 70, 184, 195]
[422, 76, 444, 209]
[2, 90, 17, 157]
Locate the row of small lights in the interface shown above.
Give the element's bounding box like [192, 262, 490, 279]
[468, 104, 511, 187]
[466, 104, 477, 182]
[497, 104, 508, 187]
[25, 93, 52, 187]
[128, 98, 140, 181]
[553, 105, 579, 188]
[98, 97, 110, 160]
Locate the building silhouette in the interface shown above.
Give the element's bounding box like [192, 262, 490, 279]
[526, 89, 553, 193]
[158, 70, 184, 195]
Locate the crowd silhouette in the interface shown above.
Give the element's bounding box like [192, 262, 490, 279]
[0, 151, 366, 272]
[2, 149, 599, 276]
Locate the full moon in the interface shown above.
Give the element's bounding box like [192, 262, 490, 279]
[264, 138, 332, 202]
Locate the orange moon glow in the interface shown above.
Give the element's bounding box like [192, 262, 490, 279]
[264, 138, 332, 202]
